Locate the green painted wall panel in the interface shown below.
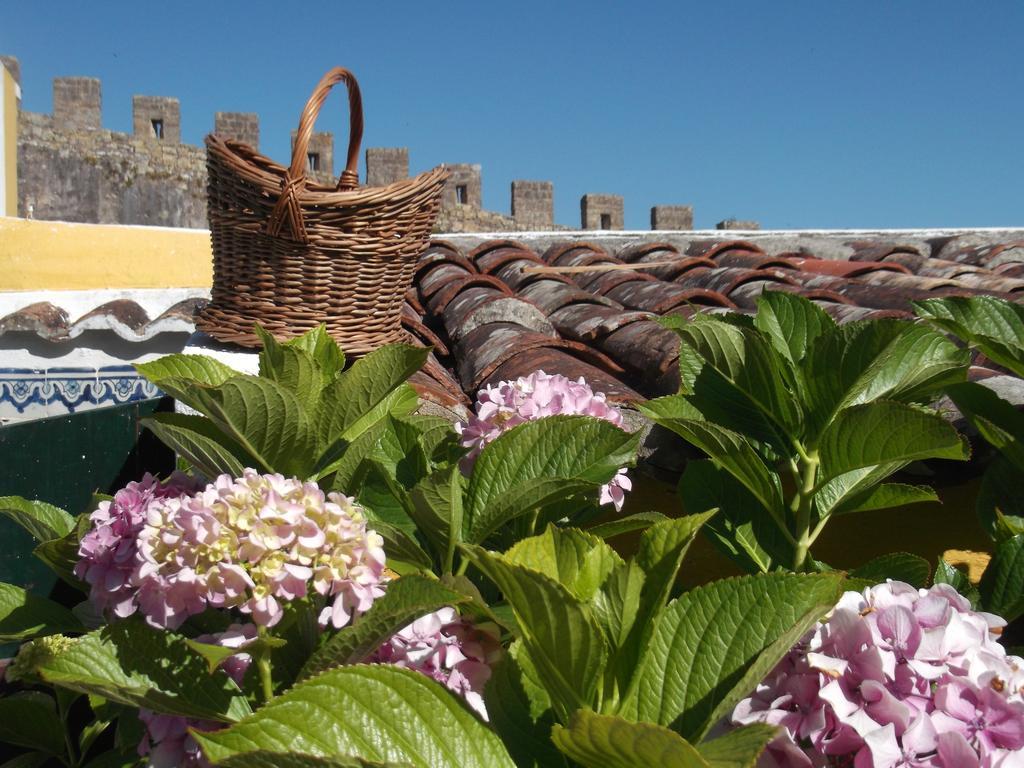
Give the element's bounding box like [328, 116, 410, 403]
[0, 399, 174, 594]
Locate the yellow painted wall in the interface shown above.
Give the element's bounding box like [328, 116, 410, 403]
[0, 217, 212, 290]
[2, 66, 16, 217]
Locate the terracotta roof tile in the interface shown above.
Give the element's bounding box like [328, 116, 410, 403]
[846, 242, 923, 262]
[785, 258, 911, 278]
[583, 269, 657, 296]
[7, 231, 1024, 417]
[409, 233, 1024, 406]
[453, 323, 627, 394]
[683, 239, 766, 259]
[711, 251, 798, 271]
[0, 297, 203, 340]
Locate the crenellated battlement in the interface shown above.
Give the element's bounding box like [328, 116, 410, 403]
[1, 56, 732, 231]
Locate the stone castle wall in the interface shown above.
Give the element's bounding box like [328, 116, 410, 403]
[7, 57, 730, 232]
[18, 111, 207, 228]
[434, 202, 575, 233]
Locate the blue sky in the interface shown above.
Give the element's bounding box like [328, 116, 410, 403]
[3, 1, 1022, 230]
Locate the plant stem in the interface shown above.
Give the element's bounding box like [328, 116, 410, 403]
[807, 515, 830, 547]
[55, 691, 77, 767]
[443, 542, 455, 576]
[791, 450, 819, 572]
[256, 626, 275, 704]
[527, 509, 540, 538]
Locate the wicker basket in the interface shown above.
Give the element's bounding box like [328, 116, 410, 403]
[197, 67, 449, 353]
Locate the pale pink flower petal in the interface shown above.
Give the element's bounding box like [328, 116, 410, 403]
[731, 580, 1024, 767]
[75, 472, 199, 619]
[372, 607, 502, 720]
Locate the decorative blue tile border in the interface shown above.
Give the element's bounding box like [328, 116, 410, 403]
[0, 369, 46, 416]
[0, 366, 161, 421]
[96, 367, 160, 408]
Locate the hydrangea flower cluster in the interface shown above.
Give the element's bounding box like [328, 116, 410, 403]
[74, 472, 199, 619]
[372, 607, 503, 720]
[76, 470, 387, 631]
[131, 470, 387, 630]
[137, 624, 256, 768]
[732, 580, 1024, 767]
[456, 370, 632, 511]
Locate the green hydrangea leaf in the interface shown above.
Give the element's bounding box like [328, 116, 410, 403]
[141, 412, 254, 478]
[850, 552, 931, 588]
[933, 559, 981, 608]
[977, 456, 1024, 544]
[215, 754, 406, 767]
[754, 290, 835, 368]
[946, 381, 1024, 473]
[370, 521, 433, 573]
[679, 460, 790, 574]
[0, 582, 83, 641]
[551, 709, 710, 768]
[255, 326, 325, 410]
[316, 345, 428, 446]
[194, 665, 515, 768]
[177, 375, 318, 476]
[979, 534, 1024, 621]
[831, 483, 939, 516]
[801, 319, 965, 440]
[464, 415, 640, 545]
[503, 526, 623, 601]
[0, 692, 66, 756]
[632, 409, 786, 529]
[281, 324, 346, 383]
[670, 317, 801, 451]
[0, 496, 75, 542]
[586, 512, 669, 540]
[484, 650, 570, 768]
[627, 572, 843, 740]
[591, 561, 646, 651]
[2, 754, 57, 768]
[33, 512, 92, 590]
[696, 724, 780, 768]
[36, 621, 251, 722]
[408, 466, 464, 572]
[915, 295, 1024, 378]
[817, 401, 968, 484]
[135, 354, 240, 388]
[340, 383, 420, 444]
[463, 544, 608, 719]
[840, 324, 968, 408]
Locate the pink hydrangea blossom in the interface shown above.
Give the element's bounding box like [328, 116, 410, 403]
[75, 472, 199, 619]
[132, 470, 387, 630]
[732, 580, 1024, 767]
[137, 710, 213, 768]
[137, 624, 255, 768]
[456, 370, 632, 511]
[372, 607, 503, 720]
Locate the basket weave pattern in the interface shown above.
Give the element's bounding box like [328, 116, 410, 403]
[197, 67, 448, 353]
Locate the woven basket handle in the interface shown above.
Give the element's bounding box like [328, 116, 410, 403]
[290, 67, 363, 190]
[268, 67, 364, 242]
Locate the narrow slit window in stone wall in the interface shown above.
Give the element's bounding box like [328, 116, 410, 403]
[456, 184, 468, 204]
[151, 119, 164, 139]
[307, 153, 321, 172]
[600, 213, 611, 229]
